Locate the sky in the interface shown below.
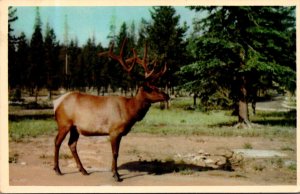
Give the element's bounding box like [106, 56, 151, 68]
[11, 6, 199, 47]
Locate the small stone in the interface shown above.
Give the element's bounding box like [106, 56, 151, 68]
[198, 149, 205, 154]
[20, 162, 26, 165]
[216, 157, 227, 166]
[223, 150, 234, 158]
[192, 155, 204, 162]
[204, 158, 214, 164]
[210, 164, 220, 169]
[215, 149, 233, 158]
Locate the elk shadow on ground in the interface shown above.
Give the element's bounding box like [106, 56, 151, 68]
[118, 159, 233, 179]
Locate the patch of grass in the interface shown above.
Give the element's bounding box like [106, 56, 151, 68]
[59, 153, 73, 159]
[243, 142, 253, 149]
[147, 108, 236, 127]
[9, 153, 19, 163]
[251, 110, 296, 127]
[280, 146, 295, 152]
[133, 107, 295, 138]
[288, 163, 296, 171]
[271, 157, 284, 168]
[39, 154, 52, 159]
[179, 169, 195, 175]
[253, 163, 265, 171]
[134, 108, 236, 135]
[230, 174, 248, 178]
[163, 156, 177, 164]
[127, 148, 141, 155]
[9, 119, 56, 141]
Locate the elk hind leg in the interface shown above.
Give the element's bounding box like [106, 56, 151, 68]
[54, 125, 70, 175]
[68, 126, 89, 175]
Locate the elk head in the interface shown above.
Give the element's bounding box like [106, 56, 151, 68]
[99, 38, 169, 103]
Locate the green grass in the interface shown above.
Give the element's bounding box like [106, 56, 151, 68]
[280, 146, 295, 152]
[133, 107, 237, 135]
[9, 119, 56, 141]
[288, 163, 297, 171]
[243, 142, 253, 149]
[8, 98, 296, 141]
[251, 110, 296, 127]
[133, 107, 295, 138]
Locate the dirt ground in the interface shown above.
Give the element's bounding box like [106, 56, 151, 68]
[8, 132, 297, 188]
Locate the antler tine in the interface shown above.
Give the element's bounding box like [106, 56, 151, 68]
[119, 37, 127, 57]
[98, 41, 114, 57]
[124, 48, 137, 72]
[144, 59, 157, 79]
[135, 43, 168, 81]
[136, 42, 154, 77]
[146, 61, 167, 82]
[143, 42, 148, 64]
[99, 38, 136, 74]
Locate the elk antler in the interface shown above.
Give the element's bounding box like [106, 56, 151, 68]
[99, 38, 167, 81]
[134, 42, 167, 81]
[98, 38, 136, 73]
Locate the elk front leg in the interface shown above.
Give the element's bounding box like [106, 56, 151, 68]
[68, 126, 89, 175]
[110, 133, 122, 182]
[54, 126, 70, 175]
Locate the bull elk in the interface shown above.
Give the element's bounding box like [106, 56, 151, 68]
[53, 39, 169, 182]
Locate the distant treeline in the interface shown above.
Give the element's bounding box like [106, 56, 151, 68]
[8, 6, 188, 101]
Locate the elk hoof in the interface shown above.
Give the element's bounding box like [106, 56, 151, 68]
[113, 173, 122, 182]
[54, 167, 63, 175]
[80, 168, 89, 175]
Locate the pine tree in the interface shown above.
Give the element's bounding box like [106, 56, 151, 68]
[67, 38, 82, 90]
[44, 22, 60, 99]
[8, 6, 19, 97]
[145, 6, 188, 92]
[63, 14, 70, 90]
[8, 6, 18, 49]
[137, 18, 149, 50]
[181, 6, 296, 127]
[16, 33, 30, 90]
[29, 7, 45, 102]
[81, 36, 102, 92]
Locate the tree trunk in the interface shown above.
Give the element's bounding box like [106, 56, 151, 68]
[235, 76, 251, 128]
[193, 93, 197, 108]
[160, 84, 170, 109]
[238, 100, 249, 123]
[34, 87, 39, 103]
[47, 89, 52, 100]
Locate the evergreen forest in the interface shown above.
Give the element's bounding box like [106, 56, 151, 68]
[8, 6, 296, 126]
